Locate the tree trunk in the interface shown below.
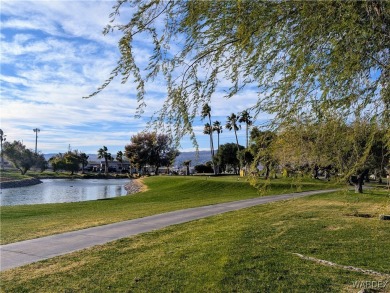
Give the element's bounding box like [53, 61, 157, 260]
[208, 115, 215, 175]
[105, 158, 108, 175]
[354, 182, 363, 193]
[209, 134, 217, 175]
[352, 169, 369, 193]
[265, 164, 270, 180]
[234, 129, 240, 173]
[312, 165, 319, 179]
[246, 124, 249, 148]
[234, 129, 239, 151]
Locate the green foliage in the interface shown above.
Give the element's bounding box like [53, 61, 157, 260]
[97, 146, 113, 175]
[79, 152, 89, 173]
[273, 117, 389, 178]
[249, 127, 278, 179]
[86, 0, 389, 148]
[33, 153, 47, 172]
[125, 132, 179, 174]
[49, 151, 82, 175]
[215, 143, 244, 174]
[2, 141, 46, 175]
[194, 163, 213, 174]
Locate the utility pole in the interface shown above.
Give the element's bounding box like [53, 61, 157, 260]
[0, 129, 6, 169]
[33, 128, 40, 154]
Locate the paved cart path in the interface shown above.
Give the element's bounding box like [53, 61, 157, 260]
[0, 189, 338, 271]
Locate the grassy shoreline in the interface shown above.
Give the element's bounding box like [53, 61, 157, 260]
[0, 169, 132, 182]
[0, 176, 342, 244]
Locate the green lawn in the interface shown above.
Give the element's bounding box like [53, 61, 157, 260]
[1, 189, 389, 292]
[0, 176, 338, 244]
[0, 169, 30, 181]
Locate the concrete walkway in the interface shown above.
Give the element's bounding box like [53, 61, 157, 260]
[0, 189, 338, 271]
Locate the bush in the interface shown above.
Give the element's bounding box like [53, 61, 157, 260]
[194, 164, 213, 173]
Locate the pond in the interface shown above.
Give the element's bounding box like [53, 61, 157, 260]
[0, 179, 131, 206]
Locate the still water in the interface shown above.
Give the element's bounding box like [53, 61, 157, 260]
[0, 179, 131, 206]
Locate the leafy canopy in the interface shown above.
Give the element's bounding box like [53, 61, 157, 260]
[3, 141, 47, 175]
[125, 132, 179, 172]
[87, 0, 389, 144]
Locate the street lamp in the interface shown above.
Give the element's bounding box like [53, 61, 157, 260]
[0, 129, 6, 169]
[33, 128, 40, 154]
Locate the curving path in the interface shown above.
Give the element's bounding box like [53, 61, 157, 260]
[0, 189, 338, 271]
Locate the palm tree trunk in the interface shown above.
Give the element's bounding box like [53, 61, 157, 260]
[208, 115, 214, 157]
[234, 129, 241, 172]
[208, 115, 217, 175]
[234, 129, 239, 151]
[246, 124, 249, 148]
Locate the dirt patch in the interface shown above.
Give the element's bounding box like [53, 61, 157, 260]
[125, 178, 148, 195]
[345, 212, 374, 218]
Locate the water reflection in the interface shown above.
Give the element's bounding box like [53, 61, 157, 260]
[0, 179, 130, 206]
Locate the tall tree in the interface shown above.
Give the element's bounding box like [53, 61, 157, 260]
[239, 110, 252, 148]
[203, 123, 213, 160]
[87, 1, 389, 149]
[225, 113, 241, 152]
[79, 152, 89, 174]
[97, 146, 113, 175]
[201, 103, 216, 174]
[212, 121, 223, 150]
[116, 151, 124, 173]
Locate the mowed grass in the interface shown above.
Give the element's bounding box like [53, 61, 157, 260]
[0, 169, 30, 181]
[1, 176, 337, 244]
[1, 189, 389, 292]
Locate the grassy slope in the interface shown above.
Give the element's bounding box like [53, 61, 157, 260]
[1, 176, 336, 244]
[1, 189, 389, 292]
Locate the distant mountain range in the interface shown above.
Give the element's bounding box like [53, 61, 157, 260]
[43, 151, 211, 167]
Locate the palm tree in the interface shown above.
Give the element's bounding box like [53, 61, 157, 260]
[225, 113, 241, 151]
[97, 146, 113, 175]
[79, 152, 89, 173]
[212, 121, 223, 151]
[203, 123, 214, 158]
[201, 103, 217, 174]
[116, 151, 124, 173]
[239, 110, 252, 148]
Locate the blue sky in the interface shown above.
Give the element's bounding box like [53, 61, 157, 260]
[1, 0, 270, 155]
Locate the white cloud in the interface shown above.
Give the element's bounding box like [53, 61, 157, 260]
[0, 0, 271, 154]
